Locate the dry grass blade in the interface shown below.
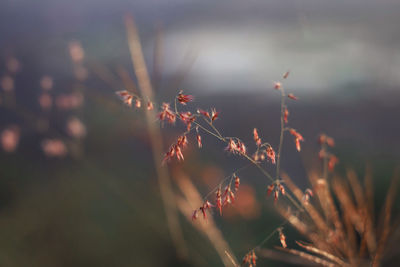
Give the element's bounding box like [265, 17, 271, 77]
[257, 248, 325, 266]
[372, 169, 400, 267]
[124, 15, 188, 259]
[276, 247, 338, 267]
[309, 173, 345, 249]
[282, 173, 330, 238]
[295, 241, 348, 266]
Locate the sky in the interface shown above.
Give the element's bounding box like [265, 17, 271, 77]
[1, 0, 400, 94]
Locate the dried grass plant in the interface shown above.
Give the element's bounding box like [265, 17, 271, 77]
[113, 17, 399, 267]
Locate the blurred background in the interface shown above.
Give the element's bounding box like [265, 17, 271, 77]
[0, 0, 399, 266]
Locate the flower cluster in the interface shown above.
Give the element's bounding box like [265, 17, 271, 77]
[278, 228, 287, 248]
[192, 175, 241, 220]
[225, 138, 247, 155]
[267, 182, 286, 203]
[242, 250, 257, 267]
[162, 135, 188, 164]
[158, 102, 176, 124]
[289, 129, 304, 152]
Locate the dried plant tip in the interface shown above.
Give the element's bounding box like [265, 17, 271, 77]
[211, 108, 219, 121]
[274, 190, 280, 203]
[199, 206, 207, 219]
[279, 229, 287, 248]
[253, 128, 262, 146]
[225, 138, 238, 154]
[283, 71, 290, 79]
[162, 135, 188, 164]
[284, 107, 289, 124]
[266, 146, 276, 164]
[237, 141, 247, 155]
[179, 111, 196, 131]
[147, 101, 154, 110]
[274, 82, 282, 90]
[197, 109, 210, 119]
[234, 175, 240, 191]
[116, 90, 133, 106]
[251, 250, 257, 266]
[267, 184, 275, 196]
[204, 200, 214, 210]
[135, 99, 141, 108]
[287, 93, 298, 100]
[302, 188, 313, 204]
[177, 91, 194, 105]
[289, 129, 304, 152]
[197, 134, 202, 148]
[278, 184, 286, 195]
[328, 155, 338, 172]
[158, 103, 176, 124]
[326, 137, 335, 147]
[242, 250, 257, 267]
[223, 186, 232, 206]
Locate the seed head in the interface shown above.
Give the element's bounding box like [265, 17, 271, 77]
[116, 90, 133, 107]
[177, 91, 194, 105]
[253, 128, 261, 146]
[234, 175, 240, 191]
[284, 107, 289, 124]
[274, 82, 282, 90]
[211, 108, 219, 122]
[287, 93, 298, 100]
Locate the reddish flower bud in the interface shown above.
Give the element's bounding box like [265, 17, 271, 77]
[197, 109, 210, 119]
[287, 93, 298, 100]
[116, 90, 133, 107]
[284, 107, 289, 124]
[197, 134, 202, 148]
[234, 175, 240, 191]
[278, 184, 286, 195]
[147, 101, 154, 110]
[253, 128, 261, 146]
[290, 129, 304, 152]
[328, 155, 339, 172]
[177, 91, 194, 105]
[266, 146, 276, 164]
[211, 108, 219, 122]
[135, 99, 141, 108]
[283, 71, 290, 79]
[158, 103, 176, 124]
[267, 184, 275, 196]
[274, 190, 279, 203]
[199, 206, 207, 219]
[279, 230, 287, 248]
[326, 137, 335, 147]
[274, 82, 282, 90]
[251, 250, 257, 266]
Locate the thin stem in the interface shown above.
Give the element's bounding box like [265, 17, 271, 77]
[202, 164, 251, 202]
[275, 87, 286, 181]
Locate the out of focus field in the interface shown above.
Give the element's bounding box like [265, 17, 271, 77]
[0, 0, 399, 266]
